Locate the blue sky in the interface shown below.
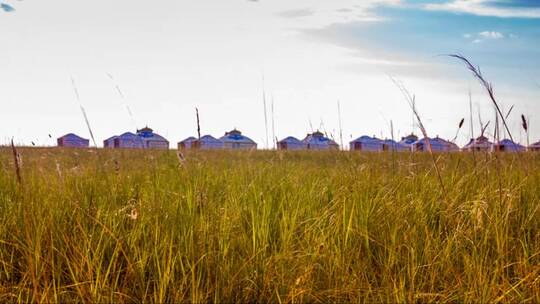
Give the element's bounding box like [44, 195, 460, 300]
[0, 0, 539, 147]
[304, 1, 540, 85]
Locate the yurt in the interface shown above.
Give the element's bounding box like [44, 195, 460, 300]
[438, 137, 460, 151]
[114, 132, 145, 149]
[107, 127, 169, 149]
[178, 135, 224, 150]
[278, 136, 306, 150]
[220, 129, 257, 150]
[399, 133, 419, 148]
[529, 141, 540, 152]
[493, 139, 525, 152]
[103, 136, 118, 148]
[178, 137, 197, 149]
[462, 135, 493, 152]
[382, 139, 410, 152]
[198, 135, 224, 149]
[350, 136, 384, 151]
[302, 131, 339, 150]
[414, 137, 459, 152]
[137, 127, 169, 149]
[57, 133, 90, 148]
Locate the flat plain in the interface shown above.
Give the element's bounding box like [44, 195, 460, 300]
[0, 148, 539, 302]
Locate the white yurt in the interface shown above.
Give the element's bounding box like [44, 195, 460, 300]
[350, 136, 384, 151]
[413, 137, 459, 152]
[220, 129, 257, 150]
[178, 137, 197, 149]
[382, 139, 410, 152]
[462, 135, 493, 152]
[399, 133, 419, 148]
[302, 131, 339, 150]
[198, 135, 224, 150]
[57, 133, 90, 148]
[137, 126, 169, 149]
[278, 136, 306, 150]
[114, 132, 145, 148]
[439, 137, 460, 151]
[103, 136, 118, 148]
[493, 139, 525, 152]
[107, 127, 169, 149]
[529, 140, 540, 152]
[179, 135, 224, 150]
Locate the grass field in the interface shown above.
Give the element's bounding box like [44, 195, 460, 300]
[0, 148, 539, 302]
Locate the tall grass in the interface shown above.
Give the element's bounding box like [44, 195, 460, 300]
[0, 148, 539, 302]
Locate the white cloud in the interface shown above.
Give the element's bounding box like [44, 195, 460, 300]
[478, 31, 504, 39]
[425, 0, 540, 18]
[271, 0, 401, 26]
[464, 30, 507, 43]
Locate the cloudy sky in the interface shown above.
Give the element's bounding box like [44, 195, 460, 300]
[1, 0, 539, 148]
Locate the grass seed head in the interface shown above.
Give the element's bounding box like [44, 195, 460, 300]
[521, 114, 528, 131]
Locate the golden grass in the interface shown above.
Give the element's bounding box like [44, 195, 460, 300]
[0, 148, 539, 302]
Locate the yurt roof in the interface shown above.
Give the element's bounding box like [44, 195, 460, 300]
[118, 132, 139, 138]
[497, 139, 524, 147]
[383, 139, 408, 147]
[279, 136, 303, 144]
[303, 132, 337, 145]
[59, 133, 88, 141]
[145, 133, 169, 142]
[137, 126, 153, 133]
[179, 136, 197, 144]
[400, 133, 419, 144]
[225, 129, 242, 136]
[438, 137, 459, 149]
[220, 130, 256, 144]
[350, 136, 383, 144]
[200, 135, 221, 142]
[414, 137, 447, 147]
[463, 136, 493, 148]
[402, 133, 419, 140]
[471, 135, 492, 143]
[311, 130, 325, 137]
[476, 135, 489, 142]
[529, 140, 540, 148]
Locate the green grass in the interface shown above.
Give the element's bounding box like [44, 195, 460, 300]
[0, 148, 539, 302]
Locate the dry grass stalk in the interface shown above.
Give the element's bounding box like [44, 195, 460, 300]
[80, 105, 97, 148]
[521, 114, 530, 148]
[71, 77, 98, 148]
[196, 108, 201, 140]
[469, 90, 474, 139]
[481, 121, 490, 137]
[389, 76, 446, 195]
[390, 119, 397, 175]
[521, 114, 528, 132]
[11, 139, 21, 184]
[505, 105, 514, 120]
[271, 95, 276, 149]
[453, 118, 465, 142]
[262, 75, 269, 149]
[107, 73, 138, 128]
[177, 151, 186, 168]
[448, 55, 517, 148]
[55, 161, 62, 179]
[337, 100, 344, 150]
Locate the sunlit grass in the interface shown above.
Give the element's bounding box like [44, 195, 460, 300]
[0, 148, 539, 302]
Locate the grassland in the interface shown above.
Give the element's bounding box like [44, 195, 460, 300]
[0, 147, 539, 302]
